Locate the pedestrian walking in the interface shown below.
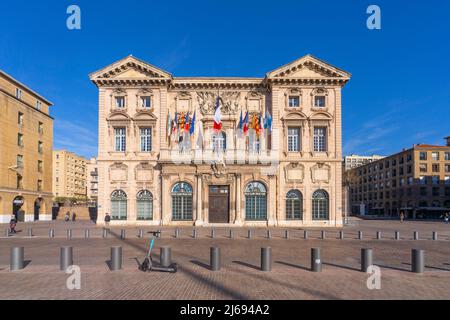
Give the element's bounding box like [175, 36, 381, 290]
[104, 212, 111, 229]
[9, 219, 17, 234]
[64, 211, 70, 222]
[72, 212, 77, 222]
[444, 213, 449, 224]
[400, 211, 405, 223]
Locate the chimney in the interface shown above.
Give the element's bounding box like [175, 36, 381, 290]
[445, 136, 450, 147]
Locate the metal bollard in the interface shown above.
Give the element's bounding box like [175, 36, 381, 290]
[193, 229, 198, 239]
[248, 230, 252, 239]
[285, 230, 289, 239]
[138, 229, 144, 238]
[340, 231, 344, 240]
[102, 228, 108, 239]
[395, 231, 400, 240]
[85, 229, 90, 239]
[27, 228, 33, 237]
[432, 232, 438, 241]
[211, 229, 216, 239]
[261, 247, 272, 272]
[229, 229, 234, 239]
[412, 249, 425, 273]
[160, 247, 172, 268]
[67, 229, 72, 239]
[10, 247, 25, 271]
[110, 246, 122, 271]
[175, 229, 179, 238]
[321, 230, 326, 240]
[5, 228, 9, 238]
[60, 246, 73, 271]
[49, 229, 55, 238]
[157, 230, 162, 238]
[377, 231, 382, 240]
[358, 231, 363, 240]
[304, 230, 308, 240]
[361, 248, 373, 273]
[120, 229, 126, 239]
[210, 247, 221, 271]
[311, 248, 322, 272]
[267, 230, 272, 239]
[414, 231, 419, 241]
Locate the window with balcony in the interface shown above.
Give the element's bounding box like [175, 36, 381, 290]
[313, 127, 327, 152]
[287, 127, 300, 152]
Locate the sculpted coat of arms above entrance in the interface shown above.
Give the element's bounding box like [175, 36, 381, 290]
[197, 91, 241, 115]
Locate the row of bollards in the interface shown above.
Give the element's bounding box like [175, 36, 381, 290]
[3, 229, 443, 241]
[7, 245, 429, 274]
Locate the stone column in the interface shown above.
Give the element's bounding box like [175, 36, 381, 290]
[195, 174, 204, 226]
[235, 174, 243, 225]
[267, 175, 277, 227]
[161, 175, 170, 225]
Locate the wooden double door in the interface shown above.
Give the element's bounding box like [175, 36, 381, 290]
[208, 185, 230, 223]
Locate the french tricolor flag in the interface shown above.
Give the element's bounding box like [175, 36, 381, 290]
[213, 96, 222, 132]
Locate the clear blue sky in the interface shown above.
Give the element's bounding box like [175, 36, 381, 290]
[1, 0, 449, 159]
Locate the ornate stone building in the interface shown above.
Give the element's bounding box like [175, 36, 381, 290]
[90, 54, 350, 227]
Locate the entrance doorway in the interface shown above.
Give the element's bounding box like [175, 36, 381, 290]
[34, 198, 43, 221]
[208, 185, 230, 223]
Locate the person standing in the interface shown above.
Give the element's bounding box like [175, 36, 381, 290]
[64, 211, 70, 222]
[444, 213, 449, 224]
[72, 212, 77, 222]
[104, 212, 111, 229]
[400, 212, 405, 223]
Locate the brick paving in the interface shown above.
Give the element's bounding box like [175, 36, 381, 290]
[0, 219, 450, 300]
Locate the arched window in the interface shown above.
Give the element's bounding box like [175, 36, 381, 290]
[137, 190, 153, 220]
[245, 182, 267, 221]
[312, 190, 329, 220]
[172, 182, 193, 221]
[212, 132, 226, 153]
[286, 190, 303, 220]
[111, 190, 127, 220]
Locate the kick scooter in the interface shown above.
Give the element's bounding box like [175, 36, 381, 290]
[140, 233, 178, 273]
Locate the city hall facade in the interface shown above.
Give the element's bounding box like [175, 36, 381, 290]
[90, 55, 350, 227]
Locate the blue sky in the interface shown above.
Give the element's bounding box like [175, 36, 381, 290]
[1, 0, 449, 159]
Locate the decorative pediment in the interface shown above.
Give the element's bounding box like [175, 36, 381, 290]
[281, 111, 307, 121]
[308, 111, 333, 121]
[107, 111, 131, 122]
[285, 163, 305, 183]
[89, 55, 173, 86]
[132, 110, 158, 122]
[266, 55, 350, 86]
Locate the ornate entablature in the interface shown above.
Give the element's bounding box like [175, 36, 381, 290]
[197, 91, 241, 115]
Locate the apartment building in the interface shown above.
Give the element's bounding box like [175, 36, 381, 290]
[53, 150, 88, 199]
[344, 154, 385, 171]
[87, 157, 98, 203]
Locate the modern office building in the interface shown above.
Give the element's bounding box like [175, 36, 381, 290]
[90, 54, 351, 227]
[52, 150, 87, 199]
[0, 70, 54, 223]
[345, 139, 450, 218]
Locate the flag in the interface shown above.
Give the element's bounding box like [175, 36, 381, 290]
[184, 112, 190, 133]
[196, 120, 204, 149]
[190, 111, 196, 136]
[258, 112, 263, 136]
[264, 110, 273, 133]
[237, 111, 243, 130]
[167, 113, 172, 138]
[173, 112, 178, 133]
[213, 95, 222, 132]
[243, 112, 249, 136]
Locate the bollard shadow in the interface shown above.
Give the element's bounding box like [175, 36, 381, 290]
[232, 260, 260, 271]
[105, 260, 112, 270]
[378, 264, 409, 272]
[275, 261, 310, 271]
[23, 260, 32, 269]
[401, 262, 450, 272]
[190, 260, 211, 271]
[322, 262, 360, 272]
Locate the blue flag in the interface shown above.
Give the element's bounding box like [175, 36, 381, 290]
[190, 111, 196, 136]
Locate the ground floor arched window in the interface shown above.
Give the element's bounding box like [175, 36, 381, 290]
[312, 189, 329, 220]
[245, 182, 267, 221]
[172, 182, 193, 221]
[111, 190, 127, 220]
[286, 190, 303, 220]
[137, 190, 153, 220]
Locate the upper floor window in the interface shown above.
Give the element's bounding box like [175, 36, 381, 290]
[432, 176, 439, 185]
[38, 122, 44, 134]
[38, 160, 43, 173]
[114, 127, 126, 152]
[287, 127, 300, 152]
[37, 180, 43, 192]
[17, 174, 23, 189]
[212, 132, 226, 153]
[419, 164, 427, 172]
[18, 112, 24, 125]
[445, 152, 450, 161]
[432, 152, 439, 161]
[18, 133, 24, 147]
[288, 96, 300, 108]
[446, 164, 450, 173]
[140, 128, 152, 152]
[115, 96, 125, 108]
[314, 96, 326, 107]
[445, 176, 450, 185]
[313, 127, 327, 152]
[432, 164, 440, 172]
[36, 101, 42, 111]
[38, 141, 43, 154]
[140, 96, 151, 109]
[17, 155, 24, 168]
[16, 88, 22, 99]
[419, 152, 427, 161]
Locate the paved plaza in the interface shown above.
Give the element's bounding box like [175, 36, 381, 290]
[0, 219, 450, 300]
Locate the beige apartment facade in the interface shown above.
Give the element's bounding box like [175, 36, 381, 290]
[345, 139, 450, 218]
[0, 70, 54, 223]
[87, 157, 98, 202]
[53, 150, 88, 199]
[90, 55, 350, 227]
